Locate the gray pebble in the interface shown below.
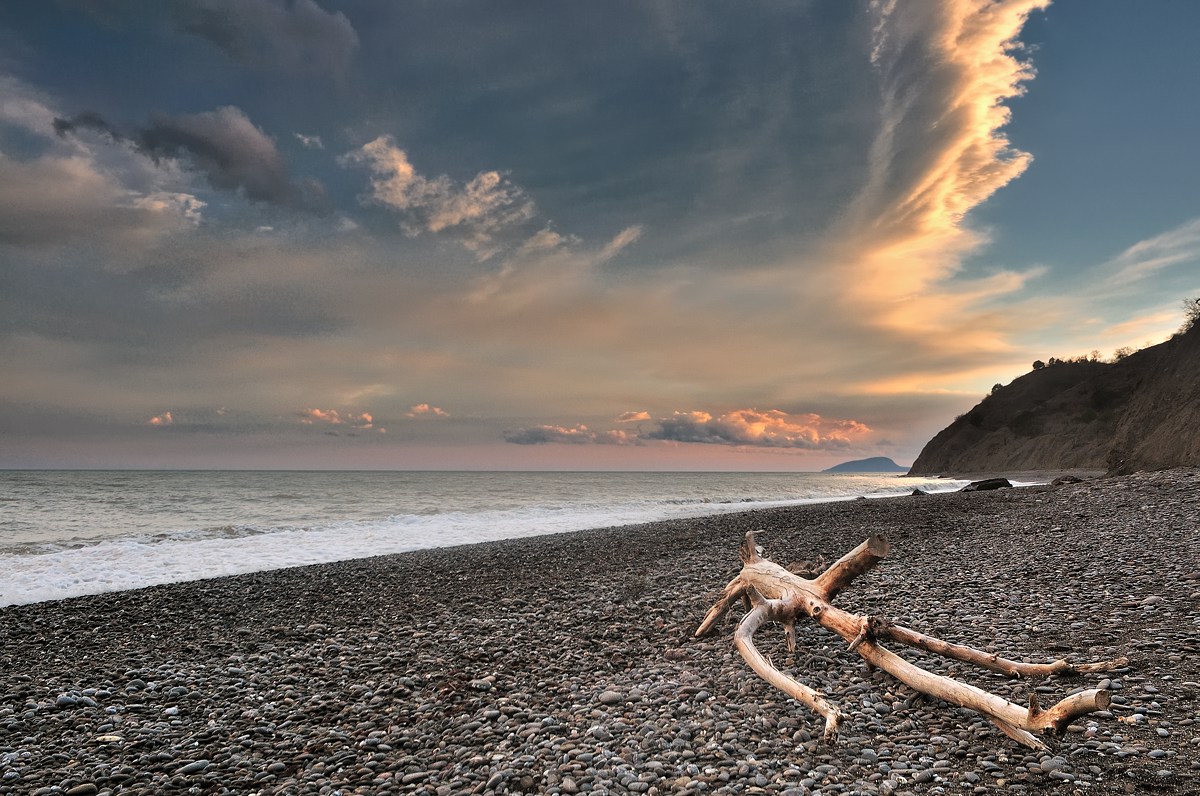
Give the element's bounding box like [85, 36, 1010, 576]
[598, 690, 623, 705]
[3, 467, 1198, 795]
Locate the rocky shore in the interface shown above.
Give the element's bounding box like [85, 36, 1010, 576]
[2, 469, 1198, 795]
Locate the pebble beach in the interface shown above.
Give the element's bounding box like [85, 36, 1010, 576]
[2, 469, 1198, 795]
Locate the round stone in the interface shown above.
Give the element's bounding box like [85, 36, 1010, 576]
[598, 690, 623, 705]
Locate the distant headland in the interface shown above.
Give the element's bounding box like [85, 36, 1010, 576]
[822, 457, 909, 473]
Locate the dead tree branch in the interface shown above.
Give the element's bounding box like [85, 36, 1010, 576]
[696, 532, 1127, 749]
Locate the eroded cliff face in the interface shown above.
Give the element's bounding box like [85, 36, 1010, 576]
[909, 324, 1200, 475]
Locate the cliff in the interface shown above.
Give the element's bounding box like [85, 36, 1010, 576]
[910, 323, 1200, 475]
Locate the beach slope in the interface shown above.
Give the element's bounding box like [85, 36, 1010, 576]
[2, 469, 1197, 794]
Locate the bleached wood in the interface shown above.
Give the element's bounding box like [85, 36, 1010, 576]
[878, 621, 1130, 679]
[734, 603, 843, 742]
[696, 532, 1127, 749]
[812, 533, 890, 599]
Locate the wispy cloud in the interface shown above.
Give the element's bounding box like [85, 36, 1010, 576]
[832, 0, 1049, 343]
[341, 135, 534, 258]
[133, 192, 206, 225]
[4, 2, 1146, 469]
[596, 224, 644, 263]
[1103, 217, 1200, 286]
[294, 132, 324, 149]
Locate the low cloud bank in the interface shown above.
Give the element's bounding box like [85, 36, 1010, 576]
[505, 409, 870, 450]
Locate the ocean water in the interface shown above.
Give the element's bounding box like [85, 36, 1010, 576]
[0, 470, 968, 606]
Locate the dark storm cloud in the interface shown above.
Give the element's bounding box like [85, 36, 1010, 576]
[138, 106, 329, 212]
[173, 0, 359, 74]
[46, 104, 329, 212]
[52, 111, 121, 140]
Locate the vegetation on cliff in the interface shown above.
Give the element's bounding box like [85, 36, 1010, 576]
[910, 302, 1200, 475]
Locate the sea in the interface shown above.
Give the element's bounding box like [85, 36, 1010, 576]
[0, 470, 970, 607]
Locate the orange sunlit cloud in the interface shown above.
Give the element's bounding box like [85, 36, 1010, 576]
[298, 408, 380, 431]
[407, 403, 449, 418]
[835, 0, 1049, 343]
[506, 409, 871, 450]
[10, 1, 1186, 471]
[646, 409, 870, 449]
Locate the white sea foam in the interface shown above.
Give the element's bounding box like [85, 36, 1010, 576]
[0, 471, 969, 606]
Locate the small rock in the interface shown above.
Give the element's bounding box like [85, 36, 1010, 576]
[590, 725, 614, 741]
[178, 759, 210, 775]
[598, 690, 623, 705]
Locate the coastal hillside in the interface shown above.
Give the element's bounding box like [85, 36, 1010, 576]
[910, 320, 1200, 475]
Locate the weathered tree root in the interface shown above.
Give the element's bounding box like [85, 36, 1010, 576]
[696, 532, 1128, 750]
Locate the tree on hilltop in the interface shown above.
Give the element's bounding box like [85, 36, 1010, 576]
[1183, 297, 1200, 332]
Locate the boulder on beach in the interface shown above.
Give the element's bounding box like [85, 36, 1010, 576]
[959, 477, 1013, 492]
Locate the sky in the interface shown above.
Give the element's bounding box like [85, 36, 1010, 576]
[1, 0, 1198, 471]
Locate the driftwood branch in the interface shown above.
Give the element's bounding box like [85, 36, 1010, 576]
[696, 532, 1127, 750]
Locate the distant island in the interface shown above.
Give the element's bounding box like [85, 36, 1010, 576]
[822, 457, 909, 473]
